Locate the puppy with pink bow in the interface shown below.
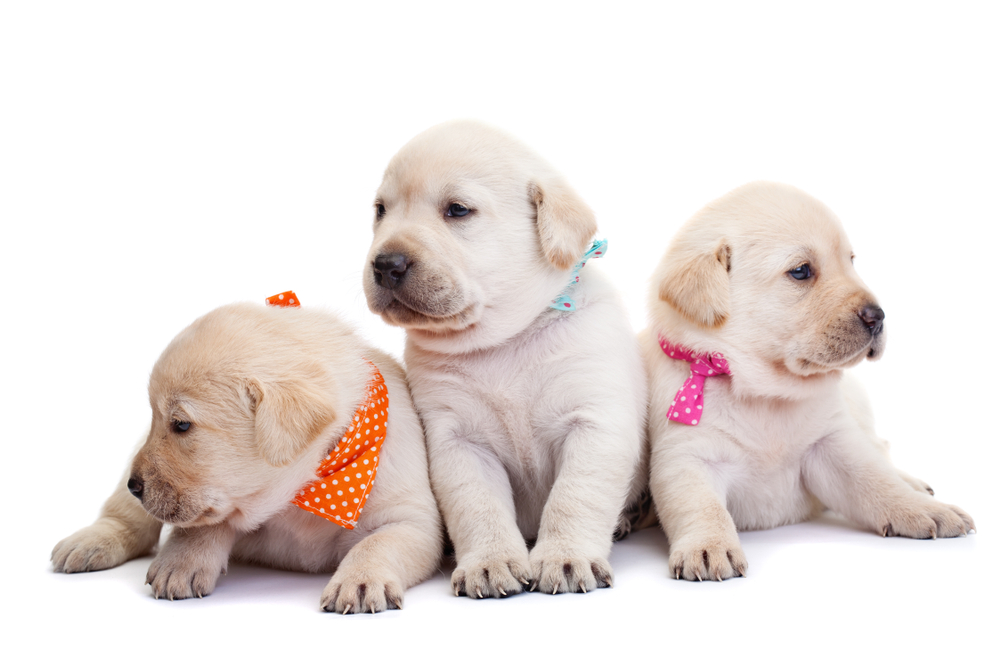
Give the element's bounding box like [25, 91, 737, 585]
[642, 181, 974, 582]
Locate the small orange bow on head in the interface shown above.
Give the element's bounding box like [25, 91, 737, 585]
[265, 290, 387, 529]
[266, 291, 299, 308]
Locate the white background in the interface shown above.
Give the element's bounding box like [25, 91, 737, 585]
[2, 2, 997, 665]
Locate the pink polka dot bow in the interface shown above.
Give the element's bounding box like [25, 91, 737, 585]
[658, 337, 730, 425]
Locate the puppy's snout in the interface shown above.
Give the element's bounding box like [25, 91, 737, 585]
[373, 253, 410, 290]
[127, 475, 144, 500]
[859, 304, 885, 335]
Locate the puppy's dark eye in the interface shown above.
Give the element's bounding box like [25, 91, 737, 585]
[446, 203, 470, 218]
[789, 264, 812, 280]
[375, 203, 386, 220]
[172, 420, 191, 433]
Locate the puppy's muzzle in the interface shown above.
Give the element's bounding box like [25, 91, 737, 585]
[373, 253, 411, 290]
[859, 304, 885, 337]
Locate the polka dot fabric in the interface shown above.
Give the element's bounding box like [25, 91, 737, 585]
[264, 290, 386, 529]
[659, 337, 730, 426]
[549, 238, 608, 311]
[265, 291, 299, 307]
[292, 361, 388, 529]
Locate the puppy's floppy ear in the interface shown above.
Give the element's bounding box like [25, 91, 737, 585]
[530, 177, 598, 270]
[244, 378, 336, 467]
[657, 239, 731, 328]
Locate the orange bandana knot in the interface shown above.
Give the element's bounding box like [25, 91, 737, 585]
[291, 361, 388, 529]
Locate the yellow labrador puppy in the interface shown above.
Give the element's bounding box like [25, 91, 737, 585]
[642, 182, 974, 581]
[364, 121, 647, 597]
[52, 302, 442, 612]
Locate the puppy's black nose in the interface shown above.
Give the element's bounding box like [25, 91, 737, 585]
[859, 305, 885, 335]
[127, 476, 144, 500]
[373, 253, 410, 290]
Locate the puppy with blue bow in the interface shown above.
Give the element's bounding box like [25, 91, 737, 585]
[364, 120, 647, 597]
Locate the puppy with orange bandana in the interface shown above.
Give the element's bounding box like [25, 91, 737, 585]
[52, 298, 442, 612]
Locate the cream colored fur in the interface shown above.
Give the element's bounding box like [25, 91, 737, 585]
[643, 181, 974, 581]
[364, 120, 647, 597]
[52, 303, 443, 612]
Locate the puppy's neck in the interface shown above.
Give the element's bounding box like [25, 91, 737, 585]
[653, 306, 843, 403]
[728, 356, 844, 403]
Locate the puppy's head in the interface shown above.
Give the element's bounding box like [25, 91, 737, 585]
[364, 120, 597, 353]
[650, 182, 885, 397]
[129, 304, 350, 528]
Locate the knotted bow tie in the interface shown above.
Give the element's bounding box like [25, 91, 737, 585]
[659, 337, 730, 425]
[266, 291, 387, 529]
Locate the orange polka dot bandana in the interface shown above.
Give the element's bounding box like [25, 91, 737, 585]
[291, 362, 387, 529]
[265, 291, 387, 529]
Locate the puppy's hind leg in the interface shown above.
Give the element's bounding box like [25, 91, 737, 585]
[803, 426, 974, 539]
[862, 433, 934, 496]
[841, 375, 933, 496]
[52, 468, 162, 573]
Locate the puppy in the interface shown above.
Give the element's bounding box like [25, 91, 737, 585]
[642, 181, 974, 581]
[364, 120, 647, 597]
[52, 301, 443, 612]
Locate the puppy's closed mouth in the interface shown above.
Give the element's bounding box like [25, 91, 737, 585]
[142, 494, 227, 527]
[153, 505, 229, 528]
[799, 333, 883, 372]
[379, 296, 482, 332]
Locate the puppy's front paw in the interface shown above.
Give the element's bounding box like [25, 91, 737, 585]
[321, 567, 404, 614]
[668, 533, 747, 582]
[879, 498, 974, 539]
[145, 548, 225, 601]
[528, 542, 613, 594]
[452, 552, 531, 599]
[529, 555, 613, 594]
[52, 524, 132, 573]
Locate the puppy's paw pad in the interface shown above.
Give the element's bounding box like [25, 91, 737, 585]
[51, 526, 129, 574]
[452, 556, 531, 599]
[669, 537, 747, 582]
[529, 553, 613, 594]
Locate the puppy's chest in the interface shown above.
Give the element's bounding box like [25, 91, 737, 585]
[697, 394, 834, 528]
[470, 369, 568, 445]
[437, 357, 578, 468]
[233, 508, 355, 572]
[712, 389, 836, 468]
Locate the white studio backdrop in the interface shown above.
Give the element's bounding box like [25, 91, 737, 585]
[1, 2, 996, 666]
